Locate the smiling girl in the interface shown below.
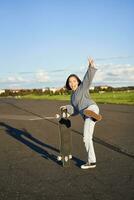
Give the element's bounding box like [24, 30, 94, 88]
[61, 57, 102, 169]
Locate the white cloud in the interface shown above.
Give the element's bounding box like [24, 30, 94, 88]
[57, 63, 134, 87]
[35, 70, 50, 83]
[0, 64, 134, 88]
[8, 83, 22, 89]
[0, 76, 29, 84]
[94, 63, 134, 86]
[0, 69, 50, 84]
[95, 56, 134, 61]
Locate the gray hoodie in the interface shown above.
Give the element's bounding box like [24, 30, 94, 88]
[66, 65, 97, 116]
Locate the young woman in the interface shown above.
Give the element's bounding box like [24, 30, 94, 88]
[61, 58, 102, 169]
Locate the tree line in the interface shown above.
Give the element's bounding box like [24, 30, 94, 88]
[0, 86, 134, 97]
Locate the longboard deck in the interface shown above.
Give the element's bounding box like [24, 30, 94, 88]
[59, 118, 72, 167]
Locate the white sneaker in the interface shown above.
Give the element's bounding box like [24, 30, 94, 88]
[81, 162, 96, 169]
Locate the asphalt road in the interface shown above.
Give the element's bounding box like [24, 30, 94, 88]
[0, 98, 134, 200]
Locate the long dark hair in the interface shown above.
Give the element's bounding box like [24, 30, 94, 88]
[65, 74, 82, 90]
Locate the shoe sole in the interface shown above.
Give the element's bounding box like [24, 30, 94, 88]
[81, 165, 96, 169]
[83, 109, 102, 121]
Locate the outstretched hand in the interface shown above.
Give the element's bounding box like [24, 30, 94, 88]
[88, 57, 96, 68]
[60, 106, 67, 111]
[60, 105, 71, 118]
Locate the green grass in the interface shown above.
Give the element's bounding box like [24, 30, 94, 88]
[21, 94, 71, 101]
[91, 91, 134, 105]
[20, 91, 134, 105]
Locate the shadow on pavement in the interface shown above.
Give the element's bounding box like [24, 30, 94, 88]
[0, 122, 62, 166]
[0, 122, 84, 168]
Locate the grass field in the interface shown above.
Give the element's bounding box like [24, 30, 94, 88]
[21, 91, 134, 105]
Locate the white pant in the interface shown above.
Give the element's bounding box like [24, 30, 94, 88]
[83, 104, 99, 163]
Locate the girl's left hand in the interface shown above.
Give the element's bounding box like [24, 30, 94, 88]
[88, 57, 96, 68]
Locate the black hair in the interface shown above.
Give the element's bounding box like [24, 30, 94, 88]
[65, 74, 82, 90]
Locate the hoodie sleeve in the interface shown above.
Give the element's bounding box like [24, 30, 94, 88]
[80, 65, 97, 90]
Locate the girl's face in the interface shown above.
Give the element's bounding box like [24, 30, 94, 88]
[69, 76, 79, 91]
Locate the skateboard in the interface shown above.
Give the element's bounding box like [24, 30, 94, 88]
[58, 109, 72, 167]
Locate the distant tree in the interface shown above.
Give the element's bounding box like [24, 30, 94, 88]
[55, 90, 60, 95]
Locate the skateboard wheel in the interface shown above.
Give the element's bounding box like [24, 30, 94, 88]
[57, 155, 62, 161]
[55, 114, 60, 119]
[69, 155, 72, 159]
[65, 156, 69, 162]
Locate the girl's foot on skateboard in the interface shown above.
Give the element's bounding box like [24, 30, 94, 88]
[83, 109, 102, 122]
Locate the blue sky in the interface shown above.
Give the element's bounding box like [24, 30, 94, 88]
[0, 0, 134, 89]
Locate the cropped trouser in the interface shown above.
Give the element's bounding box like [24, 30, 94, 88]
[83, 104, 99, 163]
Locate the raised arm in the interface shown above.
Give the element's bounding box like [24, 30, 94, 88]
[80, 58, 97, 90]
